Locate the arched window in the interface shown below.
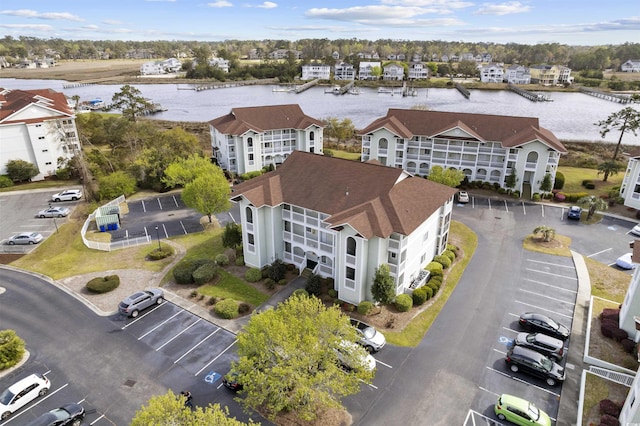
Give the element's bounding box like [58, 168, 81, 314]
[310, 131, 315, 141]
[246, 207, 253, 224]
[247, 137, 253, 148]
[490, 170, 501, 182]
[379, 138, 388, 149]
[463, 168, 472, 178]
[346, 237, 356, 256]
[526, 151, 538, 163]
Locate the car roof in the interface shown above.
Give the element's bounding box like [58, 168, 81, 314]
[530, 333, 563, 346]
[523, 312, 549, 321]
[7, 374, 44, 392]
[511, 345, 547, 360]
[499, 394, 532, 410]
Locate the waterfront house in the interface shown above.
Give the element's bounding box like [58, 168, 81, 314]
[209, 58, 230, 73]
[383, 63, 405, 81]
[619, 148, 640, 210]
[0, 88, 80, 180]
[359, 109, 566, 197]
[209, 104, 324, 175]
[230, 151, 457, 305]
[479, 63, 504, 83]
[504, 65, 531, 84]
[268, 49, 302, 60]
[140, 58, 182, 75]
[621, 60, 640, 72]
[529, 65, 573, 86]
[408, 62, 429, 80]
[358, 61, 381, 80]
[334, 62, 356, 80]
[301, 63, 331, 80]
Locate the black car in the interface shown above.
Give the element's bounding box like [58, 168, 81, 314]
[511, 332, 565, 361]
[222, 372, 243, 392]
[505, 346, 565, 386]
[519, 312, 570, 341]
[26, 403, 85, 426]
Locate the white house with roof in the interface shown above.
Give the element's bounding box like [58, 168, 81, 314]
[504, 65, 531, 84]
[0, 88, 80, 180]
[619, 148, 640, 210]
[301, 64, 330, 80]
[359, 109, 567, 197]
[334, 62, 356, 80]
[359, 62, 381, 80]
[479, 63, 504, 83]
[408, 62, 429, 80]
[230, 151, 457, 305]
[530, 65, 573, 85]
[209, 104, 324, 175]
[209, 58, 229, 73]
[383, 63, 405, 81]
[621, 60, 640, 72]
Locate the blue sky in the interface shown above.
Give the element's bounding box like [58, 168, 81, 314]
[1, 0, 639, 45]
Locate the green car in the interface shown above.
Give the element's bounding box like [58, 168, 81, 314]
[494, 394, 551, 426]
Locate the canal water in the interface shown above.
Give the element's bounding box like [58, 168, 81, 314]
[3, 78, 640, 144]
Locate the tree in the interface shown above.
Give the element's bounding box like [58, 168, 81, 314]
[371, 264, 395, 305]
[540, 173, 553, 194]
[97, 171, 137, 200]
[597, 160, 623, 182]
[0, 329, 26, 370]
[131, 390, 257, 426]
[595, 100, 640, 180]
[427, 166, 465, 187]
[232, 294, 371, 422]
[181, 171, 231, 223]
[222, 222, 242, 250]
[110, 84, 151, 122]
[5, 159, 39, 182]
[577, 195, 609, 221]
[505, 167, 518, 193]
[533, 225, 555, 242]
[163, 154, 219, 188]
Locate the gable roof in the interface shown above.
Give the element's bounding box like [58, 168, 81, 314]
[0, 88, 74, 124]
[359, 109, 567, 153]
[231, 151, 456, 239]
[208, 104, 324, 135]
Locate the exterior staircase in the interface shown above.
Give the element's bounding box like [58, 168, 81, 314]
[300, 268, 314, 278]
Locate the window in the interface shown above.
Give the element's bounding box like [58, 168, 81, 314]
[247, 233, 254, 245]
[423, 231, 429, 241]
[284, 242, 291, 253]
[247, 137, 253, 147]
[379, 138, 388, 149]
[346, 267, 355, 280]
[246, 207, 253, 223]
[310, 131, 314, 141]
[284, 221, 291, 231]
[42, 149, 48, 152]
[346, 237, 356, 256]
[248, 154, 254, 161]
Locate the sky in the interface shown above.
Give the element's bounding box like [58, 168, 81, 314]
[1, 1, 639, 46]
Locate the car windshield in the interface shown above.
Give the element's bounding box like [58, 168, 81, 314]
[540, 356, 554, 371]
[546, 318, 559, 329]
[527, 402, 540, 420]
[362, 327, 376, 339]
[0, 388, 15, 405]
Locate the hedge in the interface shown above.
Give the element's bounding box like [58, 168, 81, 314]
[425, 261, 443, 278]
[245, 268, 263, 282]
[433, 254, 451, 269]
[0, 330, 26, 370]
[214, 299, 239, 319]
[443, 249, 455, 263]
[357, 301, 373, 315]
[235, 256, 245, 266]
[0, 176, 14, 188]
[215, 253, 229, 266]
[305, 274, 322, 296]
[394, 294, 413, 312]
[599, 399, 622, 417]
[86, 275, 120, 293]
[412, 287, 428, 306]
[292, 289, 309, 298]
[193, 262, 218, 285]
[148, 246, 173, 260]
[173, 259, 210, 284]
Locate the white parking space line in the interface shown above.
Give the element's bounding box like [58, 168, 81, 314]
[89, 414, 107, 425]
[523, 278, 578, 294]
[157, 198, 163, 210]
[522, 201, 526, 215]
[485, 367, 561, 397]
[518, 288, 576, 306]
[195, 340, 238, 376]
[121, 303, 169, 330]
[507, 312, 520, 319]
[587, 247, 613, 258]
[156, 318, 202, 351]
[502, 326, 519, 334]
[503, 200, 509, 212]
[0, 383, 70, 425]
[488, 198, 492, 210]
[541, 204, 544, 218]
[179, 220, 188, 235]
[363, 379, 378, 390]
[141, 200, 147, 212]
[174, 328, 221, 363]
[493, 348, 508, 356]
[171, 195, 180, 207]
[162, 223, 169, 238]
[478, 386, 501, 398]
[374, 358, 393, 369]
[514, 301, 573, 319]
[138, 311, 185, 340]
[525, 268, 577, 281]
[527, 259, 574, 269]
[471, 197, 475, 209]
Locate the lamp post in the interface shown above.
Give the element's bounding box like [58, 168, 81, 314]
[155, 225, 161, 251]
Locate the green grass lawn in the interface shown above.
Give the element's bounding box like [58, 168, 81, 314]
[558, 166, 622, 195]
[198, 269, 269, 307]
[327, 150, 361, 161]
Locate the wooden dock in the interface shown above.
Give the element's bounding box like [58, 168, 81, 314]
[455, 83, 470, 99]
[295, 79, 319, 94]
[508, 84, 552, 102]
[579, 87, 634, 104]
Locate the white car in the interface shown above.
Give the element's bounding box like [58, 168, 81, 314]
[336, 341, 376, 372]
[350, 318, 386, 353]
[457, 191, 470, 204]
[630, 224, 640, 237]
[616, 253, 636, 270]
[37, 207, 71, 218]
[0, 373, 50, 420]
[51, 189, 82, 202]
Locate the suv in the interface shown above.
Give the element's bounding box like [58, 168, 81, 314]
[505, 346, 565, 386]
[567, 206, 581, 220]
[511, 332, 565, 361]
[350, 318, 386, 353]
[494, 394, 551, 426]
[0, 373, 51, 420]
[51, 189, 82, 202]
[118, 288, 165, 317]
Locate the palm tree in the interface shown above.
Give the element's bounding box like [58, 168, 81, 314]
[597, 160, 622, 182]
[576, 195, 609, 221]
[533, 225, 555, 242]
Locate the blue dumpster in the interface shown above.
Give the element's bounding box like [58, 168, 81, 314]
[100, 225, 106, 232]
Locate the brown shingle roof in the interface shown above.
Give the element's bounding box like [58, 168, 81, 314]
[208, 104, 325, 135]
[0, 88, 73, 124]
[231, 151, 457, 239]
[359, 109, 567, 153]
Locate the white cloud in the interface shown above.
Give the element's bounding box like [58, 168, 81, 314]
[381, 0, 473, 9]
[305, 5, 463, 27]
[474, 2, 531, 16]
[0, 23, 55, 31]
[257, 2, 277, 8]
[0, 9, 83, 21]
[208, 1, 233, 7]
[102, 19, 123, 26]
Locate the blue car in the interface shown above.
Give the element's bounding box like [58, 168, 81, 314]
[567, 206, 581, 220]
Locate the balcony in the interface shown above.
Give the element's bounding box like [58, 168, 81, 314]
[346, 254, 356, 266]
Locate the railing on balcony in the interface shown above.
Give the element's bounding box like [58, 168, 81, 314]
[245, 222, 254, 232]
[293, 234, 304, 244]
[525, 161, 537, 169]
[346, 254, 356, 266]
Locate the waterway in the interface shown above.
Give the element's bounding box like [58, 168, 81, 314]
[3, 78, 640, 145]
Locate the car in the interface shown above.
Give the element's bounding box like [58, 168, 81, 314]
[336, 341, 376, 372]
[51, 189, 82, 202]
[510, 332, 565, 361]
[505, 345, 565, 386]
[0, 373, 51, 420]
[616, 252, 636, 270]
[567, 205, 582, 220]
[118, 288, 165, 317]
[222, 372, 243, 392]
[26, 403, 85, 426]
[350, 318, 386, 353]
[457, 191, 470, 203]
[5, 232, 44, 245]
[37, 207, 71, 218]
[630, 224, 640, 237]
[519, 312, 570, 340]
[494, 394, 551, 426]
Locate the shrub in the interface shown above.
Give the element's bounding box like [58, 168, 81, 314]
[86, 275, 120, 293]
[214, 298, 239, 319]
[192, 261, 217, 285]
[215, 253, 229, 266]
[239, 303, 251, 314]
[582, 179, 593, 187]
[265, 278, 276, 290]
[268, 259, 287, 282]
[434, 254, 451, 269]
[261, 267, 269, 279]
[443, 249, 455, 263]
[427, 282, 439, 295]
[173, 259, 210, 284]
[292, 289, 309, 298]
[357, 301, 374, 315]
[423, 286, 434, 300]
[235, 256, 244, 266]
[599, 414, 621, 426]
[328, 289, 338, 299]
[446, 244, 459, 257]
[622, 338, 636, 354]
[600, 308, 620, 322]
[394, 294, 413, 312]
[599, 399, 623, 417]
[305, 274, 322, 296]
[189, 290, 198, 298]
[425, 261, 443, 277]
[206, 297, 216, 306]
[0, 329, 26, 370]
[0, 175, 14, 188]
[554, 192, 566, 202]
[278, 279, 287, 285]
[412, 288, 428, 306]
[429, 276, 443, 289]
[532, 193, 541, 201]
[245, 268, 263, 282]
[148, 246, 173, 260]
[601, 319, 618, 338]
[612, 327, 628, 342]
[341, 301, 355, 312]
[553, 171, 565, 190]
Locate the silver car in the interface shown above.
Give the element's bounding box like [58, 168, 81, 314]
[118, 288, 165, 317]
[37, 207, 70, 218]
[350, 318, 386, 353]
[51, 189, 82, 202]
[6, 232, 44, 245]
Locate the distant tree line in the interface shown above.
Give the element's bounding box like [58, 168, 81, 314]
[2, 36, 639, 72]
